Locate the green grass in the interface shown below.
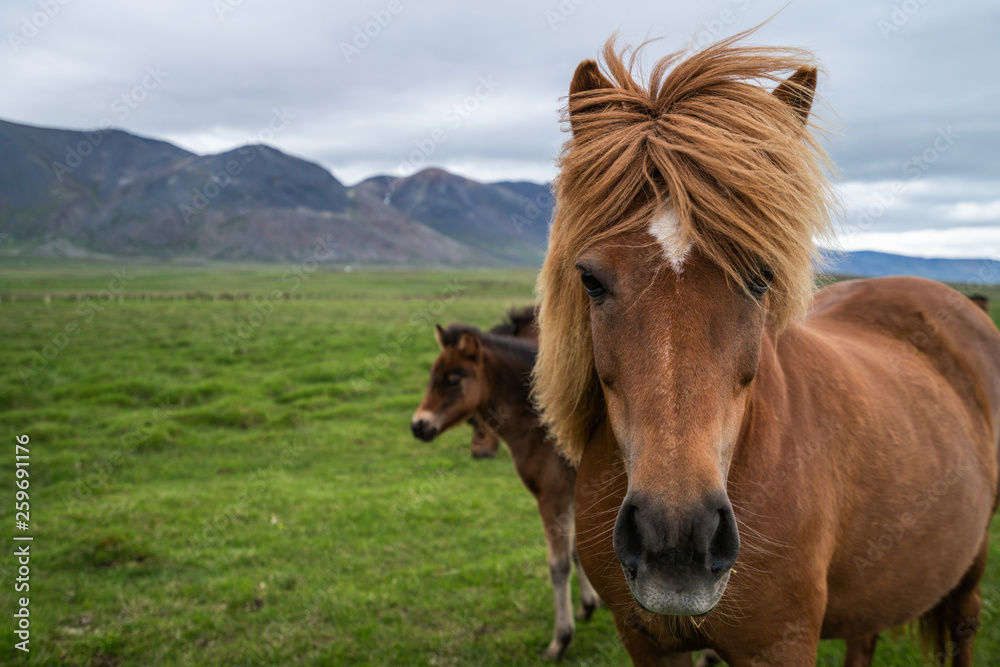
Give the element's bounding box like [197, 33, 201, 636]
[0, 260, 998, 665]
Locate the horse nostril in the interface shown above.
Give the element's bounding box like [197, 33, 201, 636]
[613, 500, 644, 579]
[411, 420, 439, 442]
[708, 504, 740, 575]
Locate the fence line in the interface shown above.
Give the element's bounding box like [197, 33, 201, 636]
[0, 291, 377, 303]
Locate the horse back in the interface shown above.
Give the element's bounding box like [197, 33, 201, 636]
[807, 276, 1000, 494]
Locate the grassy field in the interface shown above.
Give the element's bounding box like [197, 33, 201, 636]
[0, 258, 999, 666]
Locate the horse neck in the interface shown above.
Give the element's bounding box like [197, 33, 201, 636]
[478, 338, 543, 456]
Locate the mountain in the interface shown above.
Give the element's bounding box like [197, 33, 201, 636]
[353, 170, 552, 264]
[0, 119, 544, 265]
[821, 250, 1000, 286]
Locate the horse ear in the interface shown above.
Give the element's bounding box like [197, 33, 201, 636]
[773, 66, 817, 124]
[457, 331, 481, 360]
[569, 59, 614, 136]
[434, 324, 446, 349]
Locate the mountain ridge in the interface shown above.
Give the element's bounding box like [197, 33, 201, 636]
[0, 119, 548, 266]
[2, 118, 998, 284]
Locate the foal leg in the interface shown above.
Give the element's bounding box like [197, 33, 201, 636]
[571, 546, 601, 620]
[540, 499, 575, 660]
[843, 634, 877, 667]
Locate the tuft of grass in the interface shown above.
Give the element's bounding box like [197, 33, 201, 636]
[78, 532, 155, 569]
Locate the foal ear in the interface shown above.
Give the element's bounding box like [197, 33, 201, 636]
[569, 59, 614, 136]
[434, 324, 446, 349]
[772, 66, 818, 124]
[456, 331, 481, 360]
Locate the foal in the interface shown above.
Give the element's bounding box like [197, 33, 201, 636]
[411, 322, 599, 660]
[466, 306, 540, 459]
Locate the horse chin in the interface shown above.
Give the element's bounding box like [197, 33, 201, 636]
[624, 567, 730, 617]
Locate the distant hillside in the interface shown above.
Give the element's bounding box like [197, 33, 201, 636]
[822, 250, 1000, 285]
[0, 119, 548, 265]
[3, 118, 1000, 281]
[354, 170, 552, 265]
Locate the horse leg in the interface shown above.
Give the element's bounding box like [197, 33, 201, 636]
[936, 535, 989, 667]
[571, 545, 601, 620]
[843, 634, 877, 667]
[540, 498, 575, 661]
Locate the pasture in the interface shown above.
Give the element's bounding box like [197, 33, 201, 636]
[0, 258, 999, 666]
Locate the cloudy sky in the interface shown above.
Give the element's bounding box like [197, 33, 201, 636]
[2, 0, 998, 258]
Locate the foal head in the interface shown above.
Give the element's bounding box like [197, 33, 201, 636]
[535, 34, 834, 616]
[411, 325, 488, 442]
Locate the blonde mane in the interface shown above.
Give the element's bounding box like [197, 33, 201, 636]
[534, 32, 837, 463]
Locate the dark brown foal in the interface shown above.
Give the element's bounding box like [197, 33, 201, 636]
[411, 323, 600, 660]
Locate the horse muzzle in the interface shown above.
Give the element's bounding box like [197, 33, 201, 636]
[613, 490, 739, 615]
[410, 418, 439, 441]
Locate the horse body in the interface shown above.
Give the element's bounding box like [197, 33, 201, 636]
[800, 278, 1000, 639]
[536, 32, 1000, 665]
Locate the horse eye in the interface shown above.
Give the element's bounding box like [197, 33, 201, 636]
[580, 271, 607, 298]
[445, 374, 462, 386]
[746, 265, 774, 299]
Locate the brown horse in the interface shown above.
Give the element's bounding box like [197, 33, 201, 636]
[410, 320, 601, 660]
[467, 307, 540, 459]
[534, 32, 1000, 666]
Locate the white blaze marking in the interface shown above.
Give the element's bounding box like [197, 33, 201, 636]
[647, 208, 692, 273]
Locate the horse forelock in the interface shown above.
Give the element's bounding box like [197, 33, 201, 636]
[534, 30, 838, 462]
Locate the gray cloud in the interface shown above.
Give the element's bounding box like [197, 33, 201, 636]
[1, 0, 997, 256]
